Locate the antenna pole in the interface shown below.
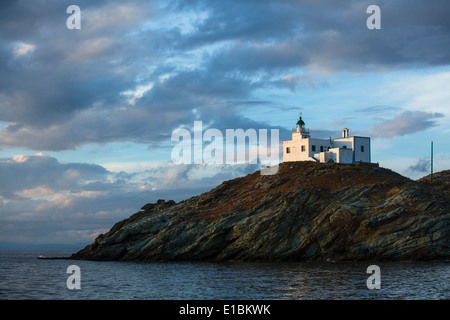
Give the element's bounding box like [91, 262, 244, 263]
[431, 141, 433, 185]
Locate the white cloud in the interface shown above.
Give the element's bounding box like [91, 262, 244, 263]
[35, 194, 74, 211]
[19, 186, 56, 198]
[11, 152, 46, 163]
[386, 70, 450, 117]
[13, 42, 35, 57]
[11, 154, 29, 163]
[122, 82, 154, 105]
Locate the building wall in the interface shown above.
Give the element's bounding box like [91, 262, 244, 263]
[308, 138, 332, 156]
[291, 131, 303, 140]
[316, 151, 331, 163]
[353, 137, 371, 163]
[338, 148, 354, 163]
[332, 137, 354, 150]
[283, 139, 310, 162]
[283, 131, 371, 164]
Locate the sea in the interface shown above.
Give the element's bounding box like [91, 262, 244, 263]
[0, 250, 448, 300]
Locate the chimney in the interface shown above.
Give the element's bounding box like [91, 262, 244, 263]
[342, 128, 349, 138]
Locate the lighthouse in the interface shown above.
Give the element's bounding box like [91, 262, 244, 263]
[295, 116, 310, 139]
[283, 116, 371, 164]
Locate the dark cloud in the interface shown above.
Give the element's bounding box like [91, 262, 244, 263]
[0, 1, 152, 127]
[371, 111, 445, 138]
[186, 0, 450, 73]
[0, 153, 262, 245]
[407, 158, 431, 174]
[174, 0, 302, 49]
[272, 73, 328, 92]
[0, 154, 109, 195]
[0, 0, 449, 150]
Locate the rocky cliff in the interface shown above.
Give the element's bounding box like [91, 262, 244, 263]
[71, 162, 449, 262]
[418, 170, 450, 200]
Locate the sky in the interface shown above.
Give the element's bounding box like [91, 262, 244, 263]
[0, 0, 449, 249]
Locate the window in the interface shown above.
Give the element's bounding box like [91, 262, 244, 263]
[286, 147, 291, 154]
[361, 146, 365, 152]
[320, 146, 324, 152]
[311, 145, 316, 152]
[301, 145, 306, 152]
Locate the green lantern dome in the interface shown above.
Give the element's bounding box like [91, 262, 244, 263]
[296, 116, 305, 126]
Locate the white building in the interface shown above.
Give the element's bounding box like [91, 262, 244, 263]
[283, 116, 371, 164]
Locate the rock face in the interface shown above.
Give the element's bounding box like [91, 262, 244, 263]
[71, 162, 449, 262]
[418, 170, 450, 200]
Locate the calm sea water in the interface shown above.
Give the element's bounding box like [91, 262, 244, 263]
[0, 250, 448, 300]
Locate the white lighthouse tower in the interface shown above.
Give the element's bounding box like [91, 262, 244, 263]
[296, 116, 310, 138]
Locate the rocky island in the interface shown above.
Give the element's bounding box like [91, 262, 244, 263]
[70, 162, 449, 262]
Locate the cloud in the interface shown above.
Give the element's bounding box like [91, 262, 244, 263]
[407, 158, 431, 174]
[13, 42, 35, 57]
[0, 1, 150, 129]
[1, 0, 450, 151]
[0, 153, 126, 244]
[356, 105, 402, 114]
[0, 63, 280, 150]
[83, 3, 151, 33]
[190, 0, 450, 74]
[274, 73, 326, 92]
[0, 153, 262, 245]
[371, 111, 445, 138]
[0, 153, 110, 195]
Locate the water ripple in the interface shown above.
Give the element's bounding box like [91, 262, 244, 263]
[0, 251, 448, 300]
